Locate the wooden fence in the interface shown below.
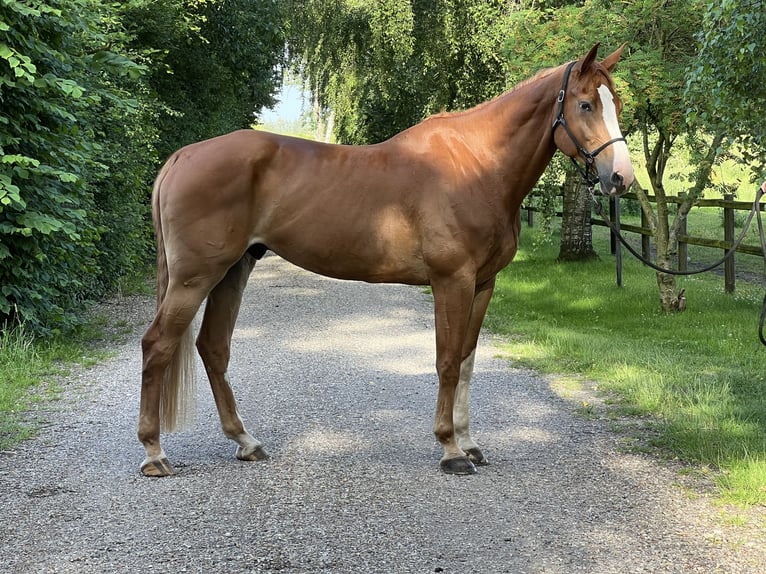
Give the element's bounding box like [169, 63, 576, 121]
[522, 192, 765, 292]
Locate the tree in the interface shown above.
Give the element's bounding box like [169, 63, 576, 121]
[558, 167, 598, 261]
[288, 0, 508, 144]
[122, 0, 285, 158]
[687, 0, 766, 175]
[616, 0, 721, 311]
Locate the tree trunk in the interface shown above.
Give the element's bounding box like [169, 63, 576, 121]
[641, 128, 724, 313]
[640, 126, 687, 312]
[557, 166, 598, 262]
[653, 224, 686, 311]
[313, 90, 324, 141]
[323, 108, 335, 143]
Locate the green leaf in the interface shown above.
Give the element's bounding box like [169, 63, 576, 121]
[16, 212, 65, 236]
[57, 79, 84, 98]
[1, 154, 40, 167]
[58, 172, 79, 183]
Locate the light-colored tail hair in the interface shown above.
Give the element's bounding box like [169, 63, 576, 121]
[152, 158, 197, 432]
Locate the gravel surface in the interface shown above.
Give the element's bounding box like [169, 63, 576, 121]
[1, 253, 765, 573]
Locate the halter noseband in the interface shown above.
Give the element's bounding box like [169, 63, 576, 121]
[552, 61, 627, 190]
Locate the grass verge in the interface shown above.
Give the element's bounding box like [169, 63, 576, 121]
[485, 225, 766, 506]
[0, 287, 151, 451]
[0, 322, 92, 450]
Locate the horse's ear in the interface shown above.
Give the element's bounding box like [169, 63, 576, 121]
[601, 43, 627, 72]
[576, 43, 601, 75]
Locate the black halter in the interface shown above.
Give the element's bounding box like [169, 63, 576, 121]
[552, 61, 627, 190]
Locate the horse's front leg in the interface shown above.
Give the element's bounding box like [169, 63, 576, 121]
[453, 277, 495, 467]
[431, 275, 478, 475]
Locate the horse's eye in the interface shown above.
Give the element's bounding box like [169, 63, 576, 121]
[578, 101, 593, 113]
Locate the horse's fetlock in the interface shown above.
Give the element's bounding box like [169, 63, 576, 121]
[433, 423, 454, 445]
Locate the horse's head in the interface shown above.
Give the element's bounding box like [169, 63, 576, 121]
[552, 43, 635, 196]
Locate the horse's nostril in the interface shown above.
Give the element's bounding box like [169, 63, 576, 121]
[611, 172, 624, 189]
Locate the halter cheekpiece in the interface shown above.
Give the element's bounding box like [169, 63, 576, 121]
[552, 61, 627, 191]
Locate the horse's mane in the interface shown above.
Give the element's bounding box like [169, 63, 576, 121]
[508, 63, 565, 94]
[423, 63, 566, 122]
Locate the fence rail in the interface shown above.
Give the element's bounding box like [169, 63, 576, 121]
[523, 192, 765, 292]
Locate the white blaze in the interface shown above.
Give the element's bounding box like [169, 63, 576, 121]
[597, 84, 633, 187]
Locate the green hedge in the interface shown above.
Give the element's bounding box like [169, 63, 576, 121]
[0, 0, 284, 335]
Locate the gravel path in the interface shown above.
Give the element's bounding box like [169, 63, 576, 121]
[1, 253, 765, 573]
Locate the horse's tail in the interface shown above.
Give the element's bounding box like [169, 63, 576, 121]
[152, 158, 197, 432]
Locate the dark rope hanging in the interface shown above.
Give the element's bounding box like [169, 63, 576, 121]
[588, 186, 766, 346]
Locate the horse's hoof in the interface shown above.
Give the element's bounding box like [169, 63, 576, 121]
[440, 456, 477, 475]
[236, 444, 270, 462]
[465, 447, 489, 466]
[140, 455, 174, 477]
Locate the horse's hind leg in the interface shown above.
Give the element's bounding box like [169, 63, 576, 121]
[196, 253, 269, 463]
[140, 283, 211, 476]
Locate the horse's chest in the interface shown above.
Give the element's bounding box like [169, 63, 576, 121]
[475, 216, 521, 279]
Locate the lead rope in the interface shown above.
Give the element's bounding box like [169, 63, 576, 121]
[588, 186, 766, 346]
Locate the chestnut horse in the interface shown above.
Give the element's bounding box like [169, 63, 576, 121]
[139, 44, 634, 476]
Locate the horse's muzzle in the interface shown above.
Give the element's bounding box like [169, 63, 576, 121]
[599, 167, 634, 197]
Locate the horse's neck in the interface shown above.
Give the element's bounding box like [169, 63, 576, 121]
[464, 74, 561, 208]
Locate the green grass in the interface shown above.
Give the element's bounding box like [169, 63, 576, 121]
[0, 299, 136, 450]
[485, 225, 766, 506]
[0, 323, 41, 447]
[0, 322, 77, 449]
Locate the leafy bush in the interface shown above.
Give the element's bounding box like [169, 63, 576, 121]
[0, 1, 155, 333]
[0, 0, 285, 335]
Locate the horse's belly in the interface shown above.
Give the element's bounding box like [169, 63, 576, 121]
[253, 192, 430, 284]
[270, 242, 429, 285]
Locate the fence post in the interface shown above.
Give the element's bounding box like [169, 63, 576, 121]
[526, 204, 534, 227]
[678, 215, 688, 272]
[610, 196, 623, 287]
[723, 193, 735, 293]
[609, 196, 617, 255]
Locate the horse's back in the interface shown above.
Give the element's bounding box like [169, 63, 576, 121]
[154, 130, 434, 283]
[154, 127, 515, 286]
